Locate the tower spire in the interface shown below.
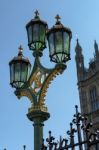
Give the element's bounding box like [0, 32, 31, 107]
[75, 38, 82, 55]
[75, 39, 85, 81]
[94, 40, 99, 59]
[94, 40, 98, 52]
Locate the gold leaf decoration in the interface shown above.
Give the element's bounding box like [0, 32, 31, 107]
[39, 67, 64, 105]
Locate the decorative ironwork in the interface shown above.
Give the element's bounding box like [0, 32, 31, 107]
[23, 145, 26, 150]
[42, 105, 99, 150]
[9, 11, 72, 150]
[15, 56, 66, 113]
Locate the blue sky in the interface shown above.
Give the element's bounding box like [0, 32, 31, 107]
[0, 0, 99, 149]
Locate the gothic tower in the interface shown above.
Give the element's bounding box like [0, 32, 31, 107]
[75, 39, 99, 131]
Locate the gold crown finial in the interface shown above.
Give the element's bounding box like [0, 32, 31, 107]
[55, 14, 61, 22]
[35, 10, 39, 17]
[19, 45, 23, 52]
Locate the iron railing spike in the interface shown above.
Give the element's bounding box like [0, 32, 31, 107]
[42, 105, 99, 150]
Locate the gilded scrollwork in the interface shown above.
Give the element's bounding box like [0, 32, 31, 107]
[31, 68, 48, 95]
[15, 56, 66, 111]
[38, 66, 65, 106]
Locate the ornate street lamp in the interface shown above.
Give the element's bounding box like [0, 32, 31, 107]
[9, 10, 72, 150]
[47, 15, 72, 63]
[9, 46, 31, 89]
[26, 10, 48, 56]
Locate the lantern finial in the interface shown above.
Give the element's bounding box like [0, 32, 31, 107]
[55, 14, 61, 24]
[18, 45, 23, 56]
[34, 10, 39, 19]
[76, 38, 79, 44]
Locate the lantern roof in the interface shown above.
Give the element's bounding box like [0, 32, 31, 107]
[26, 10, 48, 29]
[9, 45, 31, 65]
[47, 14, 72, 37]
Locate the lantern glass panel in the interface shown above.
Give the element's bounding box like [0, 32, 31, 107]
[15, 62, 21, 82]
[33, 24, 42, 50]
[55, 31, 62, 53]
[10, 63, 14, 83]
[33, 24, 39, 41]
[28, 26, 32, 44]
[48, 33, 54, 56]
[28, 64, 31, 78]
[40, 25, 45, 42]
[21, 63, 28, 82]
[64, 32, 69, 54]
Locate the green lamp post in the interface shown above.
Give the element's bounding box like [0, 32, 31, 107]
[9, 10, 72, 150]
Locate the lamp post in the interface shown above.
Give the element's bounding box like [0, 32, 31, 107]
[9, 10, 72, 150]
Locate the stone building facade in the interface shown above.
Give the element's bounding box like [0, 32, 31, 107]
[75, 39, 99, 131]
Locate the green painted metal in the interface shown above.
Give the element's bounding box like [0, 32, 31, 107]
[14, 54, 66, 150]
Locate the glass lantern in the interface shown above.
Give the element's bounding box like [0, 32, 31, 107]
[26, 10, 48, 56]
[9, 46, 31, 88]
[47, 15, 72, 63]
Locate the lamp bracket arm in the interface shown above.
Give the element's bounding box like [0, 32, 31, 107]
[27, 56, 56, 87]
[38, 63, 66, 105]
[20, 56, 66, 107]
[36, 56, 54, 73]
[14, 87, 37, 104]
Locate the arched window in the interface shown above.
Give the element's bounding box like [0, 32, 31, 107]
[89, 86, 99, 112]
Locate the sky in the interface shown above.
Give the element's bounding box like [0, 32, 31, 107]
[0, 0, 99, 150]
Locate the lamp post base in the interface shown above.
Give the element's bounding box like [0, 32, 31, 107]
[27, 109, 50, 150]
